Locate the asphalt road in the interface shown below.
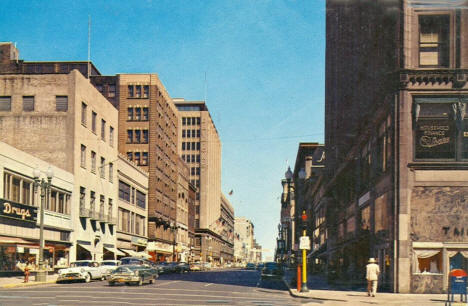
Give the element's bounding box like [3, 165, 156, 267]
[0, 268, 320, 305]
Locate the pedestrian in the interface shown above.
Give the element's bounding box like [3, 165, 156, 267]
[366, 258, 380, 297]
[23, 261, 31, 283]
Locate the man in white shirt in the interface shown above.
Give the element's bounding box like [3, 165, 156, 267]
[366, 258, 380, 297]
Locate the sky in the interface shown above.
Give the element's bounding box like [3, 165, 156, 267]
[0, 0, 326, 260]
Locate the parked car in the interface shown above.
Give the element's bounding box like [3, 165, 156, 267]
[246, 263, 256, 270]
[158, 262, 178, 273]
[261, 262, 283, 279]
[190, 262, 203, 271]
[108, 265, 158, 286]
[256, 262, 264, 271]
[174, 262, 190, 273]
[120, 257, 155, 267]
[100, 260, 121, 276]
[56, 260, 107, 283]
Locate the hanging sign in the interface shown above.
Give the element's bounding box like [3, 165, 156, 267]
[0, 199, 37, 223]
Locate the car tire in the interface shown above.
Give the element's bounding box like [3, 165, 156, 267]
[84, 273, 91, 283]
[137, 277, 143, 286]
[101, 275, 106, 281]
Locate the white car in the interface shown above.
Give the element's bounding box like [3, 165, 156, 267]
[100, 260, 121, 276]
[56, 260, 107, 283]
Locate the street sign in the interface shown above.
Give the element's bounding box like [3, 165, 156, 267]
[299, 236, 310, 250]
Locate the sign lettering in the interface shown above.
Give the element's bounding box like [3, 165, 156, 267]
[442, 227, 467, 237]
[419, 125, 451, 148]
[0, 199, 37, 223]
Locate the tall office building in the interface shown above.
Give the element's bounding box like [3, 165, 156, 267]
[174, 98, 223, 263]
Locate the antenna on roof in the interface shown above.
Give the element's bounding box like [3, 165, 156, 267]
[87, 15, 91, 79]
[204, 71, 207, 103]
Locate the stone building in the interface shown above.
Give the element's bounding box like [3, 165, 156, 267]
[0, 141, 74, 274]
[174, 98, 223, 264]
[176, 156, 193, 262]
[0, 44, 119, 261]
[219, 193, 235, 264]
[234, 217, 254, 264]
[323, 0, 468, 293]
[116, 154, 148, 259]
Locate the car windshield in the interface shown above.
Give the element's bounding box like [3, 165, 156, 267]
[121, 258, 143, 265]
[102, 261, 118, 266]
[70, 262, 91, 267]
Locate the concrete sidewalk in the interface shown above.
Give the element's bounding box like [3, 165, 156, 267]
[0, 273, 58, 289]
[282, 269, 453, 305]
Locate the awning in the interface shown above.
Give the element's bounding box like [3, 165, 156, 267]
[136, 252, 151, 259]
[78, 243, 93, 253]
[120, 249, 139, 257]
[0, 236, 35, 244]
[104, 247, 125, 256]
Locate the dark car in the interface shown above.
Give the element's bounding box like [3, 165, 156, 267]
[120, 257, 155, 267]
[157, 262, 176, 274]
[246, 263, 256, 270]
[261, 262, 283, 278]
[174, 262, 190, 273]
[256, 263, 264, 271]
[108, 265, 159, 286]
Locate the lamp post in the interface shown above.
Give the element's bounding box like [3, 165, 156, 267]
[300, 210, 309, 292]
[284, 166, 293, 264]
[33, 166, 54, 282]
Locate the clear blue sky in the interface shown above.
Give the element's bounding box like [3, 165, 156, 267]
[1, 0, 325, 260]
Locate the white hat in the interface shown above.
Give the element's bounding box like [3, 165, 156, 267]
[368, 258, 376, 263]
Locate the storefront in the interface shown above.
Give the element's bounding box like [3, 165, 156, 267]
[147, 241, 173, 262]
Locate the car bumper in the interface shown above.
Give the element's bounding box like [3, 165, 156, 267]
[57, 274, 86, 281]
[108, 275, 140, 284]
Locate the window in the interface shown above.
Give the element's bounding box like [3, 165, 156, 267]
[80, 145, 86, 168]
[96, 85, 103, 93]
[197, 129, 201, 138]
[127, 152, 133, 161]
[127, 130, 133, 143]
[135, 108, 141, 121]
[182, 130, 186, 138]
[196, 155, 200, 162]
[3, 172, 34, 205]
[101, 119, 106, 140]
[142, 130, 148, 143]
[413, 250, 442, 274]
[23, 96, 34, 111]
[100, 157, 105, 178]
[100, 195, 105, 216]
[182, 142, 186, 150]
[143, 85, 149, 98]
[136, 190, 146, 209]
[196, 167, 200, 175]
[110, 126, 114, 147]
[108, 85, 116, 98]
[128, 108, 134, 121]
[187, 130, 191, 138]
[134, 152, 141, 165]
[91, 151, 96, 173]
[135, 130, 141, 143]
[90, 191, 96, 211]
[414, 99, 458, 160]
[182, 117, 186, 125]
[136, 85, 141, 98]
[109, 162, 113, 183]
[119, 180, 131, 202]
[80, 187, 86, 209]
[128, 85, 134, 98]
[187, 117, 192, 126]
[196, 117, 200, 125]
[142, 152, 148, 166]
[143, 107, 148, 120]
[0, 96, 11, 111]
[419, 15, 450, 67]
[56, 96, 68, 112]
[187, 155, 191, 163]
[92, 111, 97, 133]
[81, 102, 87, 126]
[108, 198, 113, 219]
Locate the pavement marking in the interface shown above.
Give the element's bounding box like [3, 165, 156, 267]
[204, 283, 213, 287]
[154, 280, 181, 286]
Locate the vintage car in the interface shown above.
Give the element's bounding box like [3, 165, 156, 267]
[56, 260, 107, 283]
[174, 262, 190, 273]
[100, 260, 121, 276]
[107, 265, 159, 286]
[260, 262, 283, 279]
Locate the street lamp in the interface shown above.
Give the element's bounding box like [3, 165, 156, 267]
[33, 166, 54, 282]
[300, 210, 309, 292]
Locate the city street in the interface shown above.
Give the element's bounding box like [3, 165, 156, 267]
[0, 269, 313, 306]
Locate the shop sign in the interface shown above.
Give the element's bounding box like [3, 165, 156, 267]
[415, 121, 454, 157]
[0, 199, 37, 223]
[443, 226, 467, 237]
[131, 237, 148, 246]
[16, 247, 24, 253]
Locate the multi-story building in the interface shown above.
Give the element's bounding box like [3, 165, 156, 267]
[323, 0, 468, 293]
[0, 141, 74, 274]
[176, 156, 192, 262]
[116, 155, 149, 258]
[219, 194, 235, 264]
[174, 98, 223, 263]
[279, 168, 296, 263]
[234, 217, 254, 264]
[0, 43, 119, 261]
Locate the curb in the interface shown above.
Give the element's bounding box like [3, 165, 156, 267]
[1, 280, 57, 289]
[282, 273, 348, 302]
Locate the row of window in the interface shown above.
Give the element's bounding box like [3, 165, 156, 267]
[118, 207, 146, 236]
[182, 117, 200, 126]
[81, 102, 114, 146]
[0, 95, 68, 112]
[190, 179, 200, 188]
[181, 142, 200, 151]
[190, 167, 200, 176]
[3, 172, 71, 215]
[118, 180, 146, 209]
[127, 129, 149, 144]
[96, 84, 116, 98]
[127, 107, 149, 121]
[79, 187, 113, 218]
[80, 144, 114, 182]
[181, 154, 200, 163]
[182, 129, 201, 138]
[126, 152, 149, 166]
[127, 85, 149, 99]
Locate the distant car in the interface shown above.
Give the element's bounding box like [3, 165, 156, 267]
[261, 262, 283, 278]
[57, 260, 107, 283]
[108, 265, 158, 286]
[246, 263, 256, 270]
[100, 260, 121, 276]
[190, 262, 203, 271]
[157, 262, 176, 274]
[256, 263, 264, 271]
[120, 257, 155, 267]
[174, 262, 190, 273]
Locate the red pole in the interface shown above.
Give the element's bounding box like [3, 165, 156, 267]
[297, 264, 302, 292]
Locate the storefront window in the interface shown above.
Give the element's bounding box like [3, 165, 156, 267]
[449, 251, 468, 271]
[413, 249, 442, 274]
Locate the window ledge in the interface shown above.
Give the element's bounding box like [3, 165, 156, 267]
[413, 272, 443, 276]
[408, 162, 468, 170]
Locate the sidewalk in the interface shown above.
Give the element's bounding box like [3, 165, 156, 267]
[282, 269, 453, 305]
[0, 273, 58, 289]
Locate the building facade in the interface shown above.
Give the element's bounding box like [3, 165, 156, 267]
[234, 217, 254, 264]
[323, 0, 468, 293]
[176, 156, 191, 262]
[116, 155, 149, 258]
[0, 141, 74, 274]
